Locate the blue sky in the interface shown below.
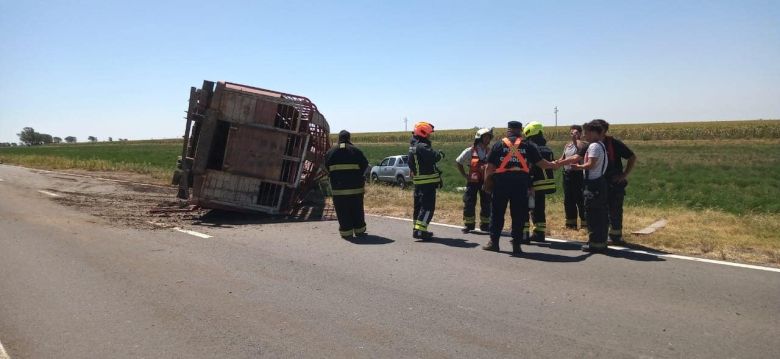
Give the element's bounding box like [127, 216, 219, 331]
[1, 0, 778, 143]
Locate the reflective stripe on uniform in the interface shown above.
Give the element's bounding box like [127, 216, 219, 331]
[413, 173, 441, 185]
[340, 229, 353, 237]
[533, 222, 546, 233]
[354, 226, 367, 234]
[532, 178, 556, 190]
[331, 187, 365, 196]
[480, 216, 490, 224]
[463, 215, 476, 225]
[329, 163, 361, 172]
[414, 220, 428, 231]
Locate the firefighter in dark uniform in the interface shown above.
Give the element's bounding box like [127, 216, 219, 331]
[482, 121, 560, 255]
[407, 122, 444, 241]
[522, 121, 556, 243]
[569, 121, 609, 252]
[324, 130, 369, 239]
[558, 124, 588, 230]
[455, 128, 493, 233]
[592, 119, 637, 245]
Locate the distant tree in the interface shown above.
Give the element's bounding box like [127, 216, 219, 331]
[87, 136, 97, 142]
[53, 136, 62, 144]
[0, 142, 10, 147]
[108, 137, 113, 142]
[39, 133, 53, 145]
[65, 136, 77, 143]
[11, 143, 18, 147]
[17, 127, 38, 146]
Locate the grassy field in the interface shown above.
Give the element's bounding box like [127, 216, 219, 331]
[1, 120, 779, 265]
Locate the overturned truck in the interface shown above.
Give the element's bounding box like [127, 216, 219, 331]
[173, 81, 331, 215]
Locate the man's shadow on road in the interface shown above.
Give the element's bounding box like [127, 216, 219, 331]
[415, 237, 481, 248]
[344, 234, 395, 245]
[523, 241, 666, 262]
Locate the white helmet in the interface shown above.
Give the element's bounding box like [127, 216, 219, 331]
[474, 127, 494, 140]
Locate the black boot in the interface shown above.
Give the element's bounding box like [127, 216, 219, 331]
[511, 239, 523, 256]
[461, 225, 475, 234]
[482, 238, 500, 252]
[531, 232, 546, 242]
[479, 223, 490, 232]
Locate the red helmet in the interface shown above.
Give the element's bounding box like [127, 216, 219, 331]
[413, 122, 434, 138]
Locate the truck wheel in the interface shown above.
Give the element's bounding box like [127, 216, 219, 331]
[371, 173, 380, 184]
[396, 175, 407, 189]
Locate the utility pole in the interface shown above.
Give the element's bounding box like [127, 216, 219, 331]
[404, 116, 408, 132]
[554, 106, 559, 139]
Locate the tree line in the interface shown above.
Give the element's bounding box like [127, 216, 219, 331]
[0, 127, 130, 147]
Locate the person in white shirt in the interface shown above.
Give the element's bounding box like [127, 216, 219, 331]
[569, 121, 609, 252]
[557, 124, 589, 230]
[455, 128, 493, 233]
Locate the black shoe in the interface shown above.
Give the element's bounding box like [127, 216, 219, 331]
[461, 226, 474, 234]
[531, 233, 546, 242]
[511, 240, 523, 256]
[482, 239, 500, 252]
[582, 243, 607, 253]
[355, 232, 368, 238]
[414, 230, 433, 241]
[479, 224, 490, 232]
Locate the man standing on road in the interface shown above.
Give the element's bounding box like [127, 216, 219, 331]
[522, 121, 556, 243]
[325, 130, 369, 239]
[592, 119, 637, 245]
[408, 122, 445, 241]
[455, 128, 493, 233]
[482, 121, 560, 255]
[569, 121, 609, 252]
[558, 124, 589, 230]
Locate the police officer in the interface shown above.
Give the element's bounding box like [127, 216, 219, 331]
[324, 130, 369, 239]
[482, 121, 560, 255]
[455, 128, 493, 233]
[522, 121, 556, 243]
[558, 124, 588, 230]
[592, 119, 637, 245]
[569, 121, 609, 252]
[407, 122, 444, 241]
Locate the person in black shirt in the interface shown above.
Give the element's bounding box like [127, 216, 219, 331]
[482, 121, 561, 255]
[324, 130, 369, 239]
[592, 119, 637, 245]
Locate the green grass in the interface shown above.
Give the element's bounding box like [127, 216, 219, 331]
[358, 139, 780, 215]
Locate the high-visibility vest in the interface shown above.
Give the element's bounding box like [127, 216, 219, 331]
[495, 137, 530, 174]
[468, 146, 485, 183]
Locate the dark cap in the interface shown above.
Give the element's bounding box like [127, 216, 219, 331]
[338, 130, 351, 143]
[508, 121, 523, 129]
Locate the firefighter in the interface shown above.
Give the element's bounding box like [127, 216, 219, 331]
[407, 122, 445, 241]
[557, 124, 588, 230]
[592, 119, 637, 245]
[324, 130, 369, 239]
[455, 128, 493, 233]
[482, 121, 560, 255]
[522, 121, 556, 243]
[569, 121, 609, 252]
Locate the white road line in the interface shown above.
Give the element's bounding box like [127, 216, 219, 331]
[173, 227, 212, 239]
[37, 190, 60, 197]
[367, 214, 780, 273]
[0, 338, 11, 359]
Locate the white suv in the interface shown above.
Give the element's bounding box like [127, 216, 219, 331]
[370, 155, 412, 188]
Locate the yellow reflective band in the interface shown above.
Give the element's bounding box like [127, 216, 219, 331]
[329, 164, 360, 171]
[340, 229, 353, 236]
[414, 173, 440, 180]
[533, 184, 557, 191]
[480, 217, 491, 222]
[533, 179, 556, 185]
[331, 188, 365, 196]
[414, 220, 428, 230]
[339, 143, 346, 148]
[354, 226, 367, 234]
[413, 176, 441, 185]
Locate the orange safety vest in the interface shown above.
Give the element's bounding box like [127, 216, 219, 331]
[468, 146, 485, 183]
[495, 137, 530, 174]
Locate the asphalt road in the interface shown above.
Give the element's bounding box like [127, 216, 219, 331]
[0, 165, 778, 358]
